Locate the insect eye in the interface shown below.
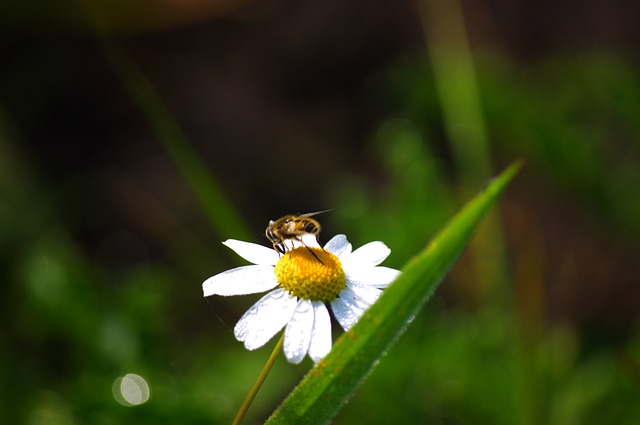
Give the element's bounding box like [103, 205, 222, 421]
[304, 222, 317, 233]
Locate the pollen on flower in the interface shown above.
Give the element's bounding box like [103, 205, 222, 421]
[274, 247, 346, 302]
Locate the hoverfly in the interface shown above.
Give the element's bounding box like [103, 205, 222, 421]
[266, 211, 329, 262]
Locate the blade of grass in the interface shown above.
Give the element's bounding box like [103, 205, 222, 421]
[266, 160, 522, 425]
[419, 0, 509, 305]
[420, 0, 492, 187]
[420, 4, 536, 422]
[97, 36, 251, 242]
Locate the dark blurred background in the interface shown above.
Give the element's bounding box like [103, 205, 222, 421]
[2, 0, 640, 423]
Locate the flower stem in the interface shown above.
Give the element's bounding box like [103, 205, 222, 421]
[232, 333, 284, 425]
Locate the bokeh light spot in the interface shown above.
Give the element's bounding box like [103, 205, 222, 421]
[112, 373, 150, 406]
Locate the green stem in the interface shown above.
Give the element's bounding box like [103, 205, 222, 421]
[232, 333, 285, 425]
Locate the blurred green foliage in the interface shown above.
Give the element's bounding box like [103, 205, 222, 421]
[2, 33, 640, 425]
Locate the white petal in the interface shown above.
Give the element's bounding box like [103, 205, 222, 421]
[283, 233, 322, 251]
[346, 241, 391, 266]
[284, 299, 314, 364]
[203, 265, 278, 296]
[348, 284, 383, 306]
[323, 234, 352, 258]
[331, 295, 365, 331]
[234, 289, 297, 350]
[308, 302, 332, 363]
[223, 239, 280, 266]
[300, 233, 322, 248]
[345, 266, 400, 289]
[330, 286, 382, 331]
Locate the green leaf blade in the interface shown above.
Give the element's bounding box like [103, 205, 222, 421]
[266, 160, 522, 425]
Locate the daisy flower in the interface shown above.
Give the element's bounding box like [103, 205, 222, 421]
[203, 233, 400, 364]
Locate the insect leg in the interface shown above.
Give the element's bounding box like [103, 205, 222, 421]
[300, 239, 325, 265]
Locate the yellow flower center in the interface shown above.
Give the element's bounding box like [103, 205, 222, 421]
[274, 247, 346, 302]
